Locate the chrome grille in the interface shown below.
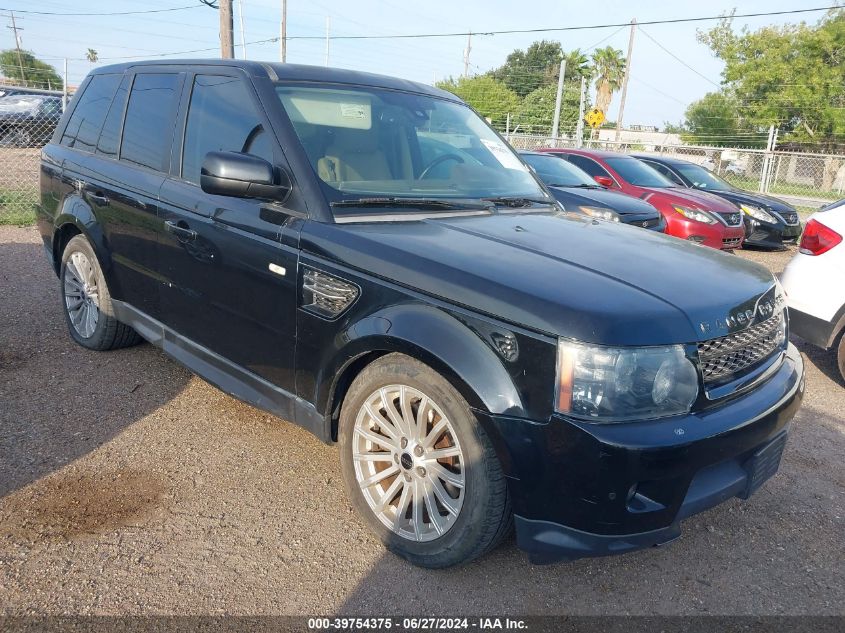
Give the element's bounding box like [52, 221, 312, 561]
[698, 312, 784, 383]
[714, 211, 743, 227]
[775, 211, 800, 226]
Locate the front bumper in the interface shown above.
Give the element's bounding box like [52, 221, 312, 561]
[477, 342, 804, 564]
[744, 217, 802, 248]
[663, 214, 745, 250]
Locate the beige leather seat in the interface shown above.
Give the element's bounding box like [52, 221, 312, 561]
[317, 128, 391, 183]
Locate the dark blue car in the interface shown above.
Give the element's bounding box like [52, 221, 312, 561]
[520, 151, 665, 231]
[636, 155, 803, 249]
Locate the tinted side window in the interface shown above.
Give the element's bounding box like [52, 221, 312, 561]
[566, 154, 610, 179]
[121, 73, 180, 171]
[96, 75, 131, 158]
[647, 162, 685, 185]
[181, 75, 273, 185]
[60, 74, 121, 151]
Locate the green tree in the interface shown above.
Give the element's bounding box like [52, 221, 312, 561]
[562, 48, 592, 81]
[590, 46, 625, 118]
[679, 91, 765, 148]
[0, 50, 63, 90]
[86, 48, 99, 63]
[698, 10, 845, 151]
[513, 83, 585, 136]
[489, 40, 564, 97]
[436, 75, 521, 128]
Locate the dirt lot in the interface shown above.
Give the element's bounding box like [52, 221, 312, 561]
[0, 226, 843, 616]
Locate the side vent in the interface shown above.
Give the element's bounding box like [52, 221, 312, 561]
[301, 267, 360, 319]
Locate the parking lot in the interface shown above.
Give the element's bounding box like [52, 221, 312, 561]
[0, 224, 843, 616]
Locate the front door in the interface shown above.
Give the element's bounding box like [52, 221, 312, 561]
[156, 72, 300, 395]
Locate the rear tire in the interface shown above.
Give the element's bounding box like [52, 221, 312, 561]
[836, 329, 845, 384]
[59, 235, 141, 351]
[338, 353, 512, 568]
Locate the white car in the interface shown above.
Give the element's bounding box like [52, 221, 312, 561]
[780, 199, 845, 381]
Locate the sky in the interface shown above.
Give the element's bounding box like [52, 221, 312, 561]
[3, 0, 838, 128]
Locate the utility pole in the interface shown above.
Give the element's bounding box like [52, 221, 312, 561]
[219, 0, 235, 59]
[575, 75, 587, 148]
[279, 0, 287, 62]
[236, 0, 247, 59]
[551, 57, 567, 146]
[324, 16, 331, 67]
[62, 58, 68, 111]
[614, 18, 636, 143]
[7, 11, 26, 85]
[463, 32, 472, 78]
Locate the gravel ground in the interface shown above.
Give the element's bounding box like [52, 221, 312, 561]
[0, 226, 843, 616]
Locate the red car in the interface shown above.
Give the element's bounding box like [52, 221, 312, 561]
[539, 149, 745, 250]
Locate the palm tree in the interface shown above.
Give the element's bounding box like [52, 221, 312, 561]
[86, 48, 98, 63]
[591, 46, 626, 116]
[563, 49, 591, 81]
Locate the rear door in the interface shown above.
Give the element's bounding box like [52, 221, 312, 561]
[79, 70, 184, 319]
[157, 70, 300, 393]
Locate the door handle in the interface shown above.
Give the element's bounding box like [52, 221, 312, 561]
[164, 220, 197, 242]
[86, 190, 110, 207]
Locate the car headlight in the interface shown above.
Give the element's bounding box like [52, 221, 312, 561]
[556, 340, 699, 422]
[673, 205, 716, 225]
[579, 206, 621, 222]
[740, 203, 776, 223]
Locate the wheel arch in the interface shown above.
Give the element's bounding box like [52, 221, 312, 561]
[51, 196, 114, 286]
[320, 304, 526, 441]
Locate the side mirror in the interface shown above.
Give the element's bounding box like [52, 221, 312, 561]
[593, 175, 614, 188]
[200, 151, 291, 203]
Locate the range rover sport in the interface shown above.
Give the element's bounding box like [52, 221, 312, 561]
[37, 61, 804, 568]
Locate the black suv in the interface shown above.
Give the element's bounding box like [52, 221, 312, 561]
[38, 61, 804, 568]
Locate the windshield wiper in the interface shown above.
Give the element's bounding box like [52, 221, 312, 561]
[331, 197, 493, 210]
[565, 183, 601, 189]
[481, 196, 555, 208]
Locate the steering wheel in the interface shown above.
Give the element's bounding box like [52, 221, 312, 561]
[419, 153, 465, 179]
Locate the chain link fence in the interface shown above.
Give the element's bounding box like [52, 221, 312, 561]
[506, 133, 845, 210]
[0, 87, 64, 225]
[1, 93, 844, 224]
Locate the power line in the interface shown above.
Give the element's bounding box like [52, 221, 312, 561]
[0, 4, 203, 17]
[637, 25, 721, 87]
[280, 5, 840, 41]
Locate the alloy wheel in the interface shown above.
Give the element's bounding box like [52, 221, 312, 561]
[64, 251, 100, 338]
[352, 384, 465, 542]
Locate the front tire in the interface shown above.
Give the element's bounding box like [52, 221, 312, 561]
[339, 354, 512, 568]
[60, 235, 141, 351]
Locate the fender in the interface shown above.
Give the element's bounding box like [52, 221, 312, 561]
[314, 302, 527, 440]
[52, 194, 117, 289]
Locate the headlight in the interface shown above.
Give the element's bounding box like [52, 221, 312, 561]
[673, 205, 716, 225]
[740, 203, 776, 223]
[556, 340, 699, 422]
[579, 206, 621, 222]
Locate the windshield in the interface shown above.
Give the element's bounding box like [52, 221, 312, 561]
[0, 95, 45, 114]
[274, 84, 550, 215]
[521, 153, 597, 187]
[676, 163, 733, 191]
[605, 157, 674, 187]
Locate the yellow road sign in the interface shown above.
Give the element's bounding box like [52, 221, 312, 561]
[585, 108, 605, 129]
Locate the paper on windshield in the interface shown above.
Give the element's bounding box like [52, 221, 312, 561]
[480, 138, 527, 171]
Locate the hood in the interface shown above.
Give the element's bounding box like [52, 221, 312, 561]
[639, 186, 741, 212]
[706, 188, 798, 216]
[303, 212, 777, 346]
[549, 186, 660, 217]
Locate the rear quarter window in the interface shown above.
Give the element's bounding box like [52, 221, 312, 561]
[60, 74, 121, 152]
